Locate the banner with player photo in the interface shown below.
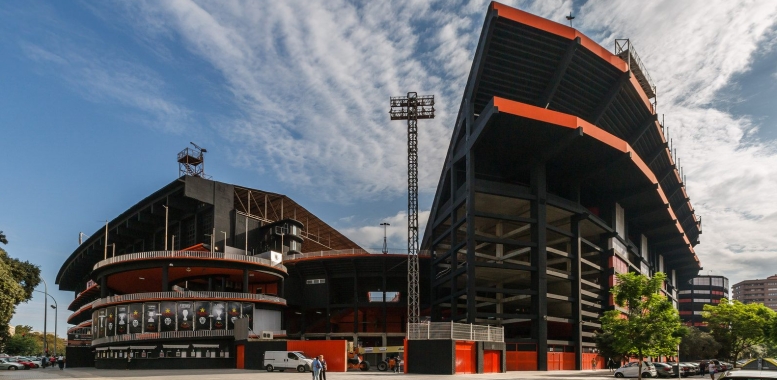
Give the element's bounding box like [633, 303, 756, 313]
[194, 301, 210, 330]
[160, 301, 177, 332]
[116, 305, 128, 335]
[95, 309, 105, 339]
[241, 303, 254, 328]
[144, 303, 159, 332]
[177, 301, 193, 330]
[227, 302, 241, 330]
[105, 306, 116, 336]
[128, 303, 143, 334]
[211, 302, 226, 330]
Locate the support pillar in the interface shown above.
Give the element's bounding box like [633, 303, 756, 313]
[243, 269, 249, 293]
[465, 99, 477, 324]
[100, 277, 107, 298]
[531, 163, 548, 370]
[571, 216, 583, 370]
[161, 265, 169, 292]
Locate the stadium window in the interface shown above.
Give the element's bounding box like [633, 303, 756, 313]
[368, 291, 400, 302]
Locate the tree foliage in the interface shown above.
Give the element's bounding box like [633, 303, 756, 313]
[0, 238, 41, 349]
[680, 326, 721, 360]
[0, 231, 7, 245]
[5, 334, 38, 356]
[703, 298, 774, 362]
[595, 331, 628, 364]
[602, 272, 686, 380]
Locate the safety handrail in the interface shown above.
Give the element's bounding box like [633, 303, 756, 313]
[91, 291, 286, 308]
[93, 250, 286, 273]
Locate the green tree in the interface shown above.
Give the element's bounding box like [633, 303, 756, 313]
[703, 298, 774, 362]
[601, 272, 685, 380]
[0, 241, 41, 349]
[680, 326, 721, 360]
[0, 231, 7, 245]
[595, 331, 627, 366]
[5, 332, 40, 355]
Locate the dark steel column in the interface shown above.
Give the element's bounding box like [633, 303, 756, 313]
[354, 274, 359, 334]
[571, 216, 583, 370]
[449, 162, 458, 320]
[243, 269, 249, 293]
[161, 266, 169, 292]
[100, 277, 107, 298]
[382, 257, 388, 334]
[465, 137, 476, 323]
[531, 163, 548, 370]
[208, 277, 213, 291]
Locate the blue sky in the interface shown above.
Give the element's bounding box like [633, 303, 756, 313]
[1, 0, 777, 335]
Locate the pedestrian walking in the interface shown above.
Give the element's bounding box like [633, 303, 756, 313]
[56, 355, 64, 370]
[319, 355, 327, 380]
[312, 355, 322, 380]
[394, 355, 402, 373]
[607, 358, 616, 372]
[591, 357, 597, 370]
[708, 361, 716, 380]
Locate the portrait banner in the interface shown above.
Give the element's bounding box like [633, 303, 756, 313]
[105, 306, 116, 337]
[116, 305, 128, 335]
[227, 302, 241, 330]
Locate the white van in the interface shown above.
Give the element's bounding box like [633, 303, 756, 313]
[263, 351, 313, 372]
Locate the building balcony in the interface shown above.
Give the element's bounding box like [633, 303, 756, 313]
[92, 290, 286, 309]
[91, 328, 286, 346]
[93, 250, 286, 274]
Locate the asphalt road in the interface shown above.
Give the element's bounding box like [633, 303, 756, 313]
[0, 368, 721, 380]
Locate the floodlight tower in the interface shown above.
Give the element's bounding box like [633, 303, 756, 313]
[389, 92, 435, 324]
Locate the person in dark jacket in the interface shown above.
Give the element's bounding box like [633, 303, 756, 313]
[319, 355, 327, 380]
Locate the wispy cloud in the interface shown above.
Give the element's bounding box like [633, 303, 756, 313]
[115, 0, 777, 285]
[578, 0, 777, 284]
[340, 209, 430, 252]
[12, 2, 191, 134]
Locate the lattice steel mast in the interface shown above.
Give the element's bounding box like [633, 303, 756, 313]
[390, 92, 435, 324]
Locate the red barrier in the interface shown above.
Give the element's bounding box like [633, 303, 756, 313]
[287, 340, 347, 372]
[455, 341, 476, 374]
[483, 350, 501, 373]
[506, 351, 537, 370]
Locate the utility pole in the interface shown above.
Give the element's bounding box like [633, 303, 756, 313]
[390, 92, 435, 324]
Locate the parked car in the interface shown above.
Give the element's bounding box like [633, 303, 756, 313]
[720, 361, 733, 371]
[652, 362, 674, 377]
[6, 358, 33, 369]
[681, 362, 700, 375]
[19, 357, 39, 368]
[614, 362, 658, 378]
[0, 359, 25, 371]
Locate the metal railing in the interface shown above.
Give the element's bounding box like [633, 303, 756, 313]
[92, 291, 286, 308]
[91, 329, 287, 346]
[93, 250, 286, 272]
[614, 39, 656, 100]
[285, 248, 431, 261]
[407, 322, 504, 342]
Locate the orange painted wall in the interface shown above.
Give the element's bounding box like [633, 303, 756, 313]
[483, 350, 501, 373]
[287, 340, 347, 372]
[455, 341, 476, 374]
[506, 351, 537, 371]
[582, 353, 605, 370]
[236, 344, 245, 369]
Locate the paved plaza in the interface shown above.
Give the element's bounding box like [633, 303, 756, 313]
[0, 368, 631, 380]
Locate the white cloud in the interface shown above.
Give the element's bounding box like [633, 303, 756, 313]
[340, 209, 430, 252]
[578, 0, 777, 285]
[120, 1, 777, 285]
[18, 37, 190, 133]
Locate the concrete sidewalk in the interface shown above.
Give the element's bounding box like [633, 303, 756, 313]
[0, 368, 620, 380]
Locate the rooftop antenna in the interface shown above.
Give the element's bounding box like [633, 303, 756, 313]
[177, 142, 211, 179]
[390, 92, 435, 325]
[380, 222, 390, 254]
[566, 12, 575, 27]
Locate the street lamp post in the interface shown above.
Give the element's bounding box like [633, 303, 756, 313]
[40, 279, 48, 356]
[33, 289, 58, 357]
[380, 223, 390, 254]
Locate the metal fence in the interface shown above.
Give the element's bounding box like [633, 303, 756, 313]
[92, 250, 286, 272]
[284, 248, 431, 261]
[90, 329, 287, 346]
[407, 322, 504, 342]
[91, 291, 286, 308]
